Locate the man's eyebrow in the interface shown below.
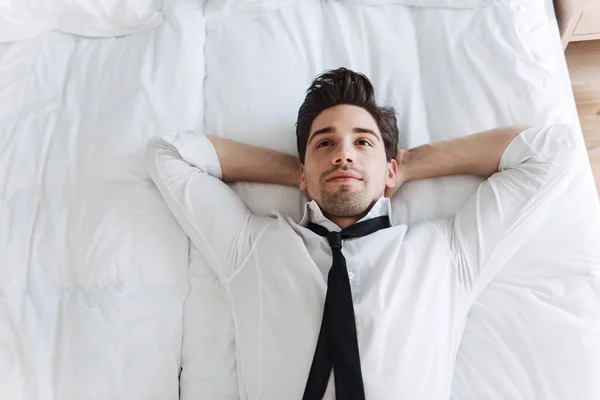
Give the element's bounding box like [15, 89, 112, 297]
[307, 126, 381, 145]
[307, 126, 335, 145]
[353, 127, 381, 141]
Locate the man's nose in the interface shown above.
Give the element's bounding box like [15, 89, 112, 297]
[332, 143, 355, 165]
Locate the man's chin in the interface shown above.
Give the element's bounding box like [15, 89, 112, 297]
[323, 191, 365, 206]
[329, 182, 361, 192]
[325, 187, 361, 199]
[320, 200, 370, 219]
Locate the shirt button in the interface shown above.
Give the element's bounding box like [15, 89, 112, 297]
[348, 272, 354, 279]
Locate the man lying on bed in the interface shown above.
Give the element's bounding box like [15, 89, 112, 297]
[145, 67, 578, 400]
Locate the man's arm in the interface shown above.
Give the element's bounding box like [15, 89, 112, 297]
[398, 126, 532, 184]
[145, 131, 273, 281]
[207, 136, 301, 186]
[419, 125, 583, 301]
[209, 126, 529, 189]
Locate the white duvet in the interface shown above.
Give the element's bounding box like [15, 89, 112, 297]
[0, 0, 204, 398]
[1, 0, 600, 399]
[0, 0, 164, 42]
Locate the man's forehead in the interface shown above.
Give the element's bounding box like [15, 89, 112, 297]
[312, 105, 378, 129]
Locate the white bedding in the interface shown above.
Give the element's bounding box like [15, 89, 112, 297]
[195, 0, 600, 399]
[0, 0, 204, 398]
[1, 0, 600, 399]
[0, 0, 165, 42]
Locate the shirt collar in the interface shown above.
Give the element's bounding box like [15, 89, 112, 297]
[299, 196, 393, 232]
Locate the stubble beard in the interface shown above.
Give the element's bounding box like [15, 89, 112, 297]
[319, 184, 370, 218]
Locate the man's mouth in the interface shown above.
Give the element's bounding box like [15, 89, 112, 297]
[326, 171, 362, 182]
[327, 176, 361, 183]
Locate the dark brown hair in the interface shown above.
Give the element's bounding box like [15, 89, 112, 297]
[295, 67, 399, 164]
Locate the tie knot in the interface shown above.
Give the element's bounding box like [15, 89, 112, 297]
[306, 216, 391, 252]
[327, 232, 342, 250]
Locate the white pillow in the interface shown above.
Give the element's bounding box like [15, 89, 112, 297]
[205, 0, 490, 31]
[0, 0, 164, 42]
[205, 0, 489, 19]
[349, 0, 490, 8]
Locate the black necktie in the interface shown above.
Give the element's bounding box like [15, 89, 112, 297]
[302, 215, 391, 400]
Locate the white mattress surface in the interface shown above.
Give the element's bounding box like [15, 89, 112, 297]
[194, 0, 600, 399]
[0, 0, 205, 398]
[1, 0, 600, 399]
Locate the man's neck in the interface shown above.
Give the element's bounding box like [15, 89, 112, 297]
[324, 207, 371, 230]
[314, 197, 384, 230]
[327, 215, 364, 230]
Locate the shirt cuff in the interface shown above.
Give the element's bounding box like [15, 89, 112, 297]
[172, 130, 223, 179]
[498, 125, 577, 171]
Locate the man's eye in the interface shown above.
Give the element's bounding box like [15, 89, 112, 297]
[357, 139, 372, 146]
[316, 141, 331, 148]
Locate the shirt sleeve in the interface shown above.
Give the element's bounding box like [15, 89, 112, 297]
[144, 131, 271, 281]
[441, 125, 584, 302]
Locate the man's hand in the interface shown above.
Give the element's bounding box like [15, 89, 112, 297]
[385, 149, 410, 198]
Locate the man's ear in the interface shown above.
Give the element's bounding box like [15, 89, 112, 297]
[385, 159, 398, 189]
[299, 163, 306, 192]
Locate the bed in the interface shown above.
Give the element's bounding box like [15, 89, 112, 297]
[1, 0, 599, 399]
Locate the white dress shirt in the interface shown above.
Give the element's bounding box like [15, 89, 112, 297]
[144, 125, 578, 399]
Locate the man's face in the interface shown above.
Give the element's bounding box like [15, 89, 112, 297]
[299, 104, 397, 220]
